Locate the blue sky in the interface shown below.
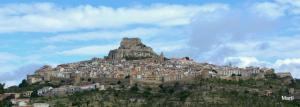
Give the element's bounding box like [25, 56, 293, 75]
[1, 0, 300, 87]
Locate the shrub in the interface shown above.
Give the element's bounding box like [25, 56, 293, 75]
[18, 79, 29, 88]
[130, 84, 139, 92]
[177, 91, 190, 101]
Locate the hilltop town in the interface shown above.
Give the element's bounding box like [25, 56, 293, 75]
[1, 38, 297, 107]
[27, 37, 293, 86]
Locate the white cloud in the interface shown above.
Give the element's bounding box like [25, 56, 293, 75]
[275, 0, 300, 14]
[251, 0, 300, 20]
[0, 52, 57, 86]
[252, 2, 285, 19]
[4, 80, 21, 88]
[156, 44, 186, 52]
[59, 45, 118, 56]
[0, 52, 19, 64]
[46, 27, 163, 42]
[0, 52, 23, 74]
[224, 35, 300, 59]
[149, 40, 188, 53]
[224, 56, 269, 68]
[182, 1, 300, 78]
[273, 58, 300, 78]
[274, 58, 300, 67]
[0, 3, 229, 33]
[222, 56, 300, 78]
[0, 64, 42, 87]
[40, 45, 58, 52]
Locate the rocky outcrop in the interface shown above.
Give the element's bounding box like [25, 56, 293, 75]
[107, 37, 158, 60]
[36, 65, 53, 75]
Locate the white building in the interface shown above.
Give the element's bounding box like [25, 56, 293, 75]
[38, 87, 53, 96]
[33, 103, 50, 107]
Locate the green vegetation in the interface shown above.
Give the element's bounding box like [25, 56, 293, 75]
[130, 83, 139, 92]
[31, 89, 39, 98]
[28, 78, 300, 107]
[18, 79, 29, 88]
[0, 97, 12, 107]
[5, 81, 60, 93]
[0, 82, 12, 107]
[0, 83, 4, 94]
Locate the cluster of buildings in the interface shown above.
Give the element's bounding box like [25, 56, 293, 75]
[36, 83, 113, 97]
[27, 56, 283, 86]
[27, 37, 293, 86]
[10, 99, 49, 107]
[24, 37, 293, 97]
[0, 93, 49, 107]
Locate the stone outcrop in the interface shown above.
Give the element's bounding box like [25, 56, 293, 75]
[36, 65, 52, 73]
[107, 37, 158, 60]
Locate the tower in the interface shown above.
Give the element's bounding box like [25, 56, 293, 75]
[74, 74, 81, 85]
[160, 52, 164, 62]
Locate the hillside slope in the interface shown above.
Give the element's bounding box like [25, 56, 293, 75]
[30, 77, 300, 107]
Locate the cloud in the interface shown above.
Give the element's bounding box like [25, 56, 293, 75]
[45, 27, 164, 43]
[59, 45, 118, 56]
[0, 64, 41, 81]
[186, 6, 280, 62]
[149, 40, 188, 53]
[170, 1, 300, 79]
[275, 0, 300, 14]
[221, 56, 300, 78]
[274, 58, 300, 67]
[1, 0, 300, 89]
[0, 3, 228, 33]
[0, 52, 19, 64]
[251, 2, 285, 19]
[0, 64, 42, 87]
[224, 56, 269, 68]
[251, 0, 300, 19]
[0, 52, 23, 74]
[0, 52, 56, 86]
[274, 58, 300, 78]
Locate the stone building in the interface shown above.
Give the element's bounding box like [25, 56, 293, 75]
[107, 37, 159, 60]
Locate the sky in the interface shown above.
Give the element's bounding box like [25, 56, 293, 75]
[1, 0, 300, 87]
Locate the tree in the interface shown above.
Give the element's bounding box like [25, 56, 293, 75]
[0, 83, 5, 94]
[231, 74, 236, 77]
[117, 80, 121, 85]
[18, 79, 29, 88]
[125, 75, 130, 79]
[30, 89, 38, 98]
[177, 91, 191, 101]
[130, 83, 139, 92]
[0, 98, 12, 107]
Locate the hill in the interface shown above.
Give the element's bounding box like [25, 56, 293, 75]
[29, 77, 300, 107]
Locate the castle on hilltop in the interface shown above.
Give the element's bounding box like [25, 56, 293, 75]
[107, 38, 159, 60]
[27, 37, 293, 87]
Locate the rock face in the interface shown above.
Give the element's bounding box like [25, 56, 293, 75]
[107, 37, 158, 60]
[36, 65, 52, 75]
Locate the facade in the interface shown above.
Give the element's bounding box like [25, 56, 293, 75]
[37, 87, 53, 96]
[33, 103, 49, 107]
[11, 98, 30, 107]
[80, 83, 98, 90]
[277, 72, 293, 78]
[27, 75, 43, 84]
[22, 91, 33, 98]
